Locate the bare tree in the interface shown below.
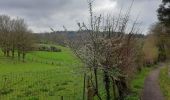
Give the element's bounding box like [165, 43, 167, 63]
[0, 15, 12, 57]
[14, 18, 34, 61]
[0, 15, 34, 61]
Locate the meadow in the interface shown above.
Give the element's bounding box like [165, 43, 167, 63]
[0, 45, 84, 100]
[159, 66, 170, 100]
[125, 68, 152, 100]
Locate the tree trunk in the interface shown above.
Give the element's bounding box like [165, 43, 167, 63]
[115, 77, 128, 100]
[103, 70, 110, 100]
[18, 51, 21, 60]
[87, 76, 95, 100]
[94, 68, 102, 100]
[5, 48, 10, 57]
[3, 50, 6, 56]
[22, 52, 26, 62]
[12, 49, 15, 59]
[94, 68, 98, 94]
[111, 77, 117, 100]
[83, 73, 86, 100]
[6, 50, 10, 57]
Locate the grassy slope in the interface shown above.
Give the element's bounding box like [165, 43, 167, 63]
[0, 45, 83, 100]
[125, 67, 151, 100]
[159, 66, 170, 100]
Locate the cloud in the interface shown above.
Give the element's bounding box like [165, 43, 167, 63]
[94, 0, 117, 12]
[0, 0, 161, 34]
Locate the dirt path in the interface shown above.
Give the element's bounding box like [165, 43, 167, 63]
[141, 67, 164, 100]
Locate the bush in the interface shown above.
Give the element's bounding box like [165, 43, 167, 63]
[37, 45, 61, 52]
[143, 34, 159, 66]
[50, 46, 61, 52]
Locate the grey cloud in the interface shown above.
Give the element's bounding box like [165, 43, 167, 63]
[0, 0, 161, 34]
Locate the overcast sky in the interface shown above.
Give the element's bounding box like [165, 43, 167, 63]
[0, 0, 161, 34]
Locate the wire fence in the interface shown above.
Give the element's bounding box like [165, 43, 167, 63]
[0, 68, 84, 100]
[0, 54, 84, 99]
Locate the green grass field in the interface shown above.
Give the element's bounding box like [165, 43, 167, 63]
[159, 66, 170, 100]
[125, 67, 152, 100]
[0, 45, 84, 100]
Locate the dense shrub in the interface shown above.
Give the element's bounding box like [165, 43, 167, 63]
[143, 34, 159, 66]
[37, 45, 61, 52]
[50, 46, 61, 52]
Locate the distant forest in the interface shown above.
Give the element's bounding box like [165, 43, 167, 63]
[34, 31, 145, 46]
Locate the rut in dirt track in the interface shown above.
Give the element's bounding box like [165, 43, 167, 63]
[141, 67, 164, 100]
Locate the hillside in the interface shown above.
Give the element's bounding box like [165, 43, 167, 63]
[0, 45, 83, 99]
